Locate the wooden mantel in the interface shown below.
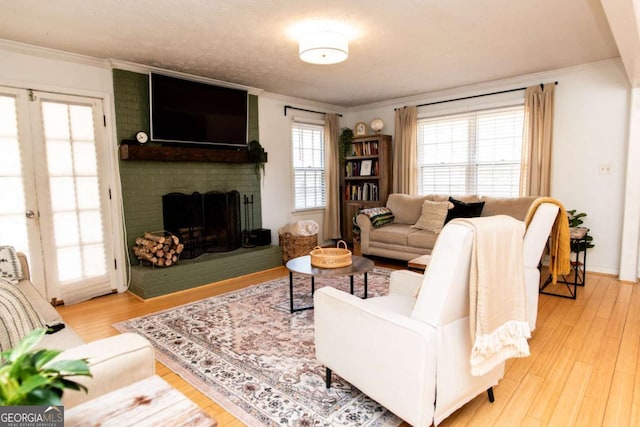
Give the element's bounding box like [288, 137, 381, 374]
[119, 143, 266, 163]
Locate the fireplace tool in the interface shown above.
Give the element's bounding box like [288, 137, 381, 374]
[242, 194, 256, 248]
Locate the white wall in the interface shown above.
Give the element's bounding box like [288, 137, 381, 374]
[258, 94, 344, 246]
[345, 59, 630, 275]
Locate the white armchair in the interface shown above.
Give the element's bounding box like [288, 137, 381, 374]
[314, 202, 561, 426]
[314, 222, 502, 427]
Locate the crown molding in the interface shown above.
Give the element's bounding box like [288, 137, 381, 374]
[261, 91, 346, 115]
[0, 38, 109, 69]
[348, 57, 624, 112]
[108, 59, 264, 96]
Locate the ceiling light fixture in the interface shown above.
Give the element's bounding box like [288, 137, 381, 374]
[299, 30, 348, 65]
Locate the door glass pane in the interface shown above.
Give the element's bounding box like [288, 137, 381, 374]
[0, 95, 29, 253]
[76, 177, 100, 209]
[52, 212, 80, 247]
[73, 141, 98, 175]
[42, 101, 107, 284]
[56, 247, 82, 282]
[46, 140, 73, 175]
[49, 177, 76, 211]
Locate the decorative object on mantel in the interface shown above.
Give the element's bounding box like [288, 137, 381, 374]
[248, 140, 267, 183]
[370, 118, 384, 133]
[132, 231, 183, 267]
[0, 328, 91, 406]
[134, 130, 149, 144]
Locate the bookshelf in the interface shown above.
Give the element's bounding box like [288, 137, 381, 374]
[341, 134, 392, 243]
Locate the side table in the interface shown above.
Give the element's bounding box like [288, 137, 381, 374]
[539, 227, 588, 299]
[285, 254, 374, 312]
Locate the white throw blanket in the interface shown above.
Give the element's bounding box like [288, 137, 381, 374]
[452, 216, 531, 376]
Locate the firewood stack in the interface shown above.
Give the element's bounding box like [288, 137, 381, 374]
[133, 232, 184, 267]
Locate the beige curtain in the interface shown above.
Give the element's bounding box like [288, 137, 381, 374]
[520, 84, 555, 196]
[323, 114, 341, 241]
[393, 106, 418, 194]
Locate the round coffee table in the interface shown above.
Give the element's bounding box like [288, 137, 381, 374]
[285, 255, 375, 313]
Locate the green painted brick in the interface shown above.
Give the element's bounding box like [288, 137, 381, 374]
[114, 69, 269, 296]
[129, 246, 282, 298]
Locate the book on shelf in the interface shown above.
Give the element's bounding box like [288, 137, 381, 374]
[345, 160, 380, 178]
[349, 141, 380, 157]
[360, 160, 372, 176]
[345, 182, 379, 201]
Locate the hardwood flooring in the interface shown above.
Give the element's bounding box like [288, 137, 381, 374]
[56, 262, 638, 426]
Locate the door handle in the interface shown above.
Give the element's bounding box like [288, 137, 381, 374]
[25, 210, 36, 219]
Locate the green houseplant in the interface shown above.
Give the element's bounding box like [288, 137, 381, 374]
[339, 127, 354, 162]
[567, 209, 595, 252]
[0, 328, 92, 406]
[248, 140, 267, 183]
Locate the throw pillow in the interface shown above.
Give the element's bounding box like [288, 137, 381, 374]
[0, 278, 47, 351]
[412, 200, 453, 233]
[445, 197, 485, 223]
[0, 246, 23, 285]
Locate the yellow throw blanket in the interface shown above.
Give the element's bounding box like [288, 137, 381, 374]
[524, 197, 571, 284]
[452, 216, 531, 376]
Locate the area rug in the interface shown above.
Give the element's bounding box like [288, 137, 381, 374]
[114, 267, 402, 427]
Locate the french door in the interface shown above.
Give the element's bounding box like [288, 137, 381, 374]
[0, 86, 115, 304]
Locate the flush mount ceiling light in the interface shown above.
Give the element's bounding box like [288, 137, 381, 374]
[299, 30, 349, 65]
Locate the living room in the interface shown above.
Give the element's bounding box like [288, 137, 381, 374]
[1, 1, 640, 425]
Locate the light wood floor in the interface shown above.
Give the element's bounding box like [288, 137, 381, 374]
[56, 263, 638, 426]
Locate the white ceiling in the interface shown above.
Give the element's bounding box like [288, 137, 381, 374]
[0, 0, 627, 107]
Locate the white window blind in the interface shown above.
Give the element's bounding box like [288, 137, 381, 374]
[417, 105, 525, 197]
[292, 122, 325, 209]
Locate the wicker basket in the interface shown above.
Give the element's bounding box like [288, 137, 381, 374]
[310, 240, 352, 268]
[279, 232, 318, 263]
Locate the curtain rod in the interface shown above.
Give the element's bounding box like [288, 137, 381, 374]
[284, 105, 343, 117]
[395, 81, 558, 110]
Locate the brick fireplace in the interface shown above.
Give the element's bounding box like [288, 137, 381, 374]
[114, 69, 281, 298]
[162, 190, 242, 258]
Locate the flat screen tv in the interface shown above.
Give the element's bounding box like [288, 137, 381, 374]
[150, 73, 248, 147]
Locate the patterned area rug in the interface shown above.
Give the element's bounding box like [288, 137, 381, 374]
[114, 266, 402, 427]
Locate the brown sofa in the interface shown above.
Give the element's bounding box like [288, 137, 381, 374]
[355, 193, 537, 261]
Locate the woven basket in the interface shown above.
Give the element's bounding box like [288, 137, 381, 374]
[279, 232, 318, 263]
[310, 240, 352, 268]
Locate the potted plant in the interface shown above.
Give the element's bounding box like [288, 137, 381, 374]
[339, 127, 354, 162]
[248, 140, 267, 183]
[567, 209, 595, 252]
[0, 328, 92, 406]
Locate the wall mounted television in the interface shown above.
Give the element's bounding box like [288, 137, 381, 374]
[150, 73, 248, 147]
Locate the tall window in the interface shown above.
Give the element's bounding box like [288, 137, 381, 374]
[417, 105, 525, 197]
[292, 122, 325, 209]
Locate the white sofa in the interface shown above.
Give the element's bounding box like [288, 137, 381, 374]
[356, 193, 537, 261]
[15, 253, 156, 408]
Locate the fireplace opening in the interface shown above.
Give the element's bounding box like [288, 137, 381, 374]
[162, 190, 241, 259]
